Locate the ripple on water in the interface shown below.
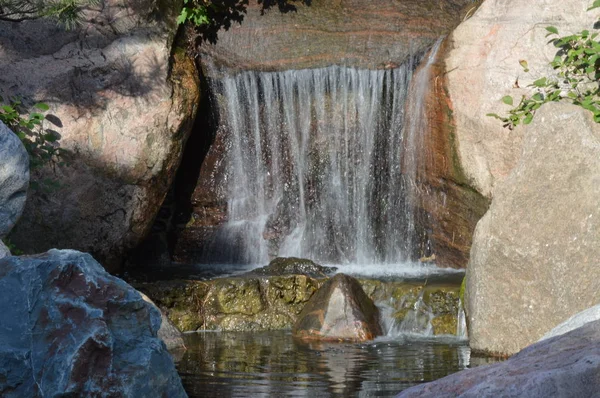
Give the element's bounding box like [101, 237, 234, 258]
[176, 331, 500, 398]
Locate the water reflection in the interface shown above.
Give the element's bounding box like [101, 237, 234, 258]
[176, 331, 499, 397]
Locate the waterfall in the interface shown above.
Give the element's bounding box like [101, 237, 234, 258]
[457, 299, 468, 339]
[203, 40, 443, 266]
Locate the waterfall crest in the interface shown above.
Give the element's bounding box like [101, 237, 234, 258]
[202, 42, 441, 266]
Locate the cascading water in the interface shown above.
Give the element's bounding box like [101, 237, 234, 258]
[202, 40, 443, 267]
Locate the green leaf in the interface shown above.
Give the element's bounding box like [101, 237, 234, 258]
[519, 59, 529, 72]
[545, 26, 559, 36]
[523, 113, 534, 124]
[588, 0, 600, 10]
[532, 77, 547, 87]
[34, 103, 49, 111]
[502, 95, 514, 106]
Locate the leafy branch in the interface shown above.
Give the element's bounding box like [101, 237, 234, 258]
[489, 1, 600, 129]
[0, 97, 63, 169]
[177, 0, 311, 43]
[0, 0, 99, 29]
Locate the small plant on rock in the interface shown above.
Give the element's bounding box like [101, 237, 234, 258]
[0, 97, 62, 169]
[489, 1, 600, 128]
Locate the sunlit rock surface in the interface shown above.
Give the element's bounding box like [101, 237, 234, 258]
[0, 250, 186, 397]
[398, 320, 600, 398]
[444, 0, 597, 197]
[0, 122, 29, 239]
[466, 104, 600, 356]
[0, 1, 200, 272]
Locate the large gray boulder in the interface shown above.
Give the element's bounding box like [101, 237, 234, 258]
[397, 319, 600, 398]
[0, 0, 200, 272]
[466, 103, 600, 356]
[445, 0, 598, 197]
[0, 121, 29, 238]
[0, 250, 187, 397]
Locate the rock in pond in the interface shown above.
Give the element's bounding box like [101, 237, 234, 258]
[0, 121, 29, 239]
[397, 319, 600, 398]
[293, 274, 382, 342]
[0, 250, 186, 397]
[247, 257, 337, 278]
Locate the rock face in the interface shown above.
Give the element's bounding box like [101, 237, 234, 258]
[0, 250, 186, 397]
[408, 41, 489, 268]
[466, 103, 600, 356]
[397, 320, 600, 398]
[201, 0, 474, 72]
[293, 274, 382, 341]
[0, 1, 200, 272]
[0, 122, 29, 239]
[444, 0, 598, 197]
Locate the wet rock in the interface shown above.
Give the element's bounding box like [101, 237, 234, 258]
[466, 104, 600, 356]
[136, 274, 323, 332]
[0, 122, 29, 239]
[1, 1, 200, 272]
[409, 41, 490, 269]
[0, 250, 186, 397]
[138, 276, 462, 335]
[140, 293, 186, 351]
[248, 257, 337, 278]
[293, 274, 382, 342]
[398, 320, 600, 398]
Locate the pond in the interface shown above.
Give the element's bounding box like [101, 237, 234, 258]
[176, 331, 500, 397]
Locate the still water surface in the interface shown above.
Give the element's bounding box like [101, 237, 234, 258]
[176, 331, 499, 397]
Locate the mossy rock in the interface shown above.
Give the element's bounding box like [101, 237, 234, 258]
[431, 314, 458, 335]
[213, 278, 264, 315]
[423, 287, 460, 315]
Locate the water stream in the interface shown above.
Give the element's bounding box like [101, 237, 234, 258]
[201, 40, 443, 267]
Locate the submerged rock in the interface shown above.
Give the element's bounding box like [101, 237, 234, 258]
[293, 274, 382, 342]
[0, 250, 186, 397]
[248, 257, 337, 278]
[398, 320, 600, 398]
[0, 121, 29, 239]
